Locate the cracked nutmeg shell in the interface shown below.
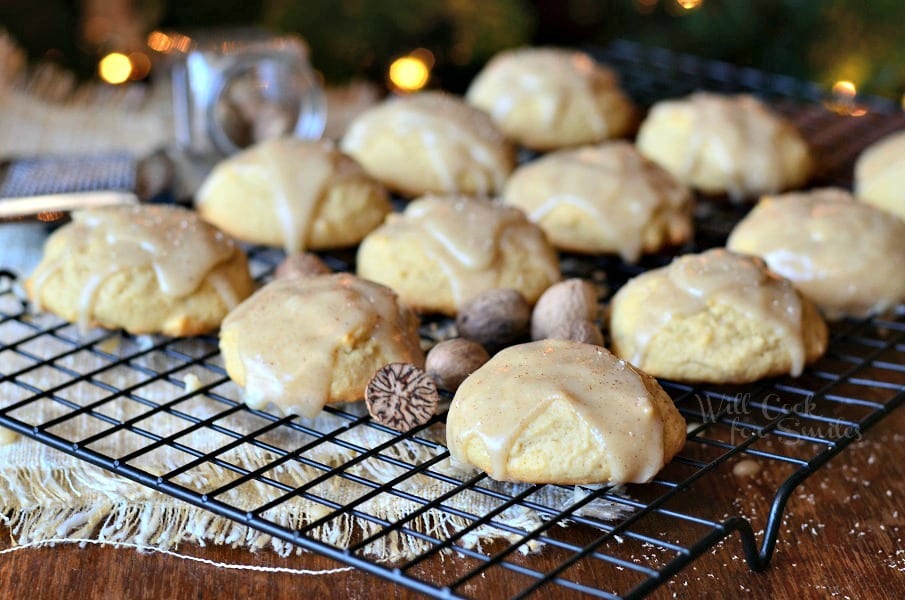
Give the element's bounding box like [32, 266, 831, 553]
[366, 362, 440, 431]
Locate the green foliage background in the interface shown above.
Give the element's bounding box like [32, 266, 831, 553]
[3, 0, 904, 98]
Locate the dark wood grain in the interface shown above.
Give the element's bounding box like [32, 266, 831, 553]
[3, 401, 905, 599]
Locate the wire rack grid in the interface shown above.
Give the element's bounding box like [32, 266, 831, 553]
[2, 40, 905, 598]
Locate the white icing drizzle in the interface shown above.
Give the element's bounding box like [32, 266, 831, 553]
[504, 141, 691, 262]
[393, 196, 559, 305]
[29, 205, 237, 331]
[669, 93, 796, 200]
[447, 340, 669, 484]
[215, 138, 351, 254]
[728, 188, 905, 318]
[342, 92, 511, 195]
[468, 48, 617, 139]
[855, 129, 905, 211]
[220, 274, 424, 418]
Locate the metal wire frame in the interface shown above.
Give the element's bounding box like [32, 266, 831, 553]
[2, 41, 905, 598]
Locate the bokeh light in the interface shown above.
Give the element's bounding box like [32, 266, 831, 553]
[98, 52, 132, 84]
[389, 55, 430, 92]
[675, 0, 703, 10]
[128, 52, 151, 80]
[832, 80, 857, 97]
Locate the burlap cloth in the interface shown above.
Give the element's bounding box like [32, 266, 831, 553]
[0, 37, 626, 562]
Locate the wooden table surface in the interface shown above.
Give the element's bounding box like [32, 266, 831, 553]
[3, 398, 904, 599]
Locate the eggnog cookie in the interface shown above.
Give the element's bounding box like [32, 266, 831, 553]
[340, 92, 515, 197]
[446, 339, 686, 485]
[219, 273, 424, 418]
[195, 138, 391, 254]
[636, 93, 812, 200]
[25, 205, 254, 336]
[728, 188, 905, 319]
[855, 129, 905, 220]
[356, 195, 560, 315]
[502, 141, 693, 261]
[466, 47, 635, 151]
[609, 249, 828, 383]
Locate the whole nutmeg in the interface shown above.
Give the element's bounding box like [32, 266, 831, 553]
[547, 319, 604, 346]
[425, 338, 490, 392]
[531, 279, 599, 341]
[456, 289, 531, 351]
[274, 253, 333, 280]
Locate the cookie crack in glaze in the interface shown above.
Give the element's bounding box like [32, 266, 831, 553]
[29, 205, 237, 331]
[633, 249, 806, 375]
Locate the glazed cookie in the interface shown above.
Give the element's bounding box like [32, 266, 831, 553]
[636, 93, 812, 200]
[465, 47, 635, 151]
[26, 205, 254, 336]
[855, 129, 905, 220]
[502, 141, 693, 262]
[356, 195, 560, 315]
[340, 92, 515, 197]
[446, 340, 686, 485]
[196, 138, 391, 254]
[219, 273, 424, 418]
[727, 188, 905, 318]
[609, 249, 828, 384]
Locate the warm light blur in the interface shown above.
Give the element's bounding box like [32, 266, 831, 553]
[826, 80, 867, 117]
[389, 55, 430, 92]
[901, 94, 905, 111]
[146, 31, 192, 54]
[128, 52, 151, 80]
[98, 52, 132, 84]
[675, 0, 703, 10]
[146, 31, 172, 52]
[832, 80, 857, 97]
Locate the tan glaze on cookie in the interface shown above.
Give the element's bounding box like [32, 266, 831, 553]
[509, 142, 689, 262]
[398, 196, 560, 306]
[677, 94, 794, 200]
[631, 249, 806, 375]
[223, 139, 355, 254]
[448, 340, 666, 483]
[472, 49, 608, 137]
[342, 93, 510, 196]
[29, 205, 238, 331]
[728, 188, 905, 318]
[221, 274, 424, 418]
[855, 130, 905, 216]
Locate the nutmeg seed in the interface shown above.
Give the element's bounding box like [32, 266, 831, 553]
[425, 338, 490, 392]
[366, 363, 439, 432]
[456, 288, 531, 351]
[531, 279, 600, 341]
[274, 253, 333, 280]
[547, 319, 604, 346]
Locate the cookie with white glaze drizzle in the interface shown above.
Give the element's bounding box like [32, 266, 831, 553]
[26, 204, 254, 336]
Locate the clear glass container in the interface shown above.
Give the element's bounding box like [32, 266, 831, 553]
[169, 30, 326, 157]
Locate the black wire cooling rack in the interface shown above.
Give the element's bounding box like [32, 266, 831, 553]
[2, 40, 905, 598]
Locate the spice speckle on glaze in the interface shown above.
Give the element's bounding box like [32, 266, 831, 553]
[28, 204, 239, 331]
[447, 340, 685, 485]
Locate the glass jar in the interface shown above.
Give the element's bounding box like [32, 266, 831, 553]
[168, 30, 326, 157]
